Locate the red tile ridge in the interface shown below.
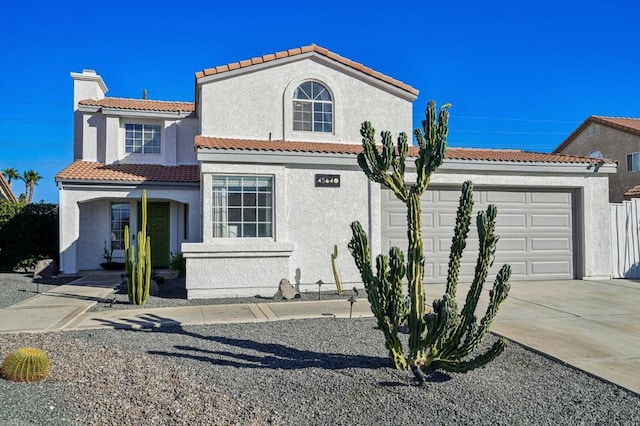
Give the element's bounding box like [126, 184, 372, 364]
[195, 44, 418, 96]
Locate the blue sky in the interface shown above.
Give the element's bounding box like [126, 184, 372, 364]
[1, 0, 638, 203]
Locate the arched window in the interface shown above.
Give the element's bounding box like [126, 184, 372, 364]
[588, 150, 604, 159]
[293, 81, 333, 133]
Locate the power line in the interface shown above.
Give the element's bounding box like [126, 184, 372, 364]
[0, 101, 69, 106]
[453, 129, 568, 135]
[0, 119, 68, 124]
[414, 113, 580, 124]
[449, 115, 580, 124]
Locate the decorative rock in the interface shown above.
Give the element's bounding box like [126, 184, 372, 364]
[274, 278, 299, 300]
[33, 259, 57, 279]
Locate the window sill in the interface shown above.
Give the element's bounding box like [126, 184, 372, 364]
[181, 240, 293, 258]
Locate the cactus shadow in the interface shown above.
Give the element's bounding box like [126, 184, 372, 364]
[92, 315, 390, 372]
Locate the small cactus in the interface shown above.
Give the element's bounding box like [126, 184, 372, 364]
[331, 244, 344, 295]
[1, 347, 50, 383]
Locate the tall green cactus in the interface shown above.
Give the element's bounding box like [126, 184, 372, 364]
[348, 100, 512, 382]
[124, 189, 152, 305]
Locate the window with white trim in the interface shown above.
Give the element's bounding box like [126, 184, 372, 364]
[212, 176, 273, 238]
[627, 152, 640, 172]
[588, 150, 604, 159]
[111, 203, 130, 249]
[293, 81, 333, 132]
[125, 123, 161, 154]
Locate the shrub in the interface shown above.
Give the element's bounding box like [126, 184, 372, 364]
[0, 201, 58, 270]
[169, 252, 186, 277]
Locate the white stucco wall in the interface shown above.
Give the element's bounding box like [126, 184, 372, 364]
[199, 56, 413, 143]
[182, 154, 384, 298]
[74, 110, 198, 166]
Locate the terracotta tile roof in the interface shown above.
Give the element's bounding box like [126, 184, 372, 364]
[195, 136, 601, 164]
[624, 183, 640, 199]
[196, 44, 418, 96]
[55, 161, 200, 183]
[0, 174, 18, 203]
[554, 115, 640, 152]
[78, 97, 195, 113]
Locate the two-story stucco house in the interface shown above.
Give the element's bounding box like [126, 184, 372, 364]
[56, 44, 615, 298]
[553, 116, 640, 202]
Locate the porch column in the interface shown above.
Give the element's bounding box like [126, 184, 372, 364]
[59, 189, 80, 274]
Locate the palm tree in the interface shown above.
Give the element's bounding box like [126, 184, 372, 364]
[22, 170, 42, 203]
[2, 168, 20, 187]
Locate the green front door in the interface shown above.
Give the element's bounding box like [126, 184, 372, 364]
[147, 202, 170, 268]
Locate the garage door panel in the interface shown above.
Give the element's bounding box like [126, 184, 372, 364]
[497, 237, 528, 252]
[531, 261, 572, 275]
[423, 263, 435, 280]
[486, 191, 527, 205]
[381, 187, 575, 281]
[530, 213, 571, 228]
[435, 190, 463, 203]
[507, 262, 529, 279]
[530, 191, 571, 205]
[531, 237, 571, 252]
[437, 212, 457, 228]
[387, 211, 406, 227]
[496, 213, 528, 228]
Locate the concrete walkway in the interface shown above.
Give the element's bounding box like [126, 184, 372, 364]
[0, 276, 638, 395]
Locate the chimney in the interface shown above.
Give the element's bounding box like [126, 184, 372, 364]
[70, 69, 108, 110]
[143, 89, 148, 100]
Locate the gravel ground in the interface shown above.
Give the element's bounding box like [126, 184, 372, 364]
[89, 276, 352, 312]
[1, 318, 639, 425]
[0, 273, 79, 309]
[2, 273, 639, 424]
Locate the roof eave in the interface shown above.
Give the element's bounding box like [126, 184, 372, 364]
[196, 147, 615, 174]
[196, 50, 418, 102]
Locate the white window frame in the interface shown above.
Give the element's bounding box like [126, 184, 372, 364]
[110, 202, 130, 250]
[627, 152, 640, 172]
[125, 123, 162, 154]
[293, 81, 333, 133]
[588, 150, 604, 159]
[212, 176, 273, 238]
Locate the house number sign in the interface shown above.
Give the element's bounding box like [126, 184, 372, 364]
[315, 174, 340, 188]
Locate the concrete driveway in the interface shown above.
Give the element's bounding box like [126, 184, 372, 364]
[464, 279, 640, 395]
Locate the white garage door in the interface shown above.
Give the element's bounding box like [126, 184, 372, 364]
[381, 186, 575, 281]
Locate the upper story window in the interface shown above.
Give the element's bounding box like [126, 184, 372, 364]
[627, 152, 640, 172]
[125, 123, 161, 154]
[586, 124, 600, 137]
[588, 150, 604, 159]
[293, 81, 333, 133]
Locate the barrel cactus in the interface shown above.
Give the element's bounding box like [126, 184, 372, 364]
[1, 347, 50, 383]
[348, 100, 511, 382]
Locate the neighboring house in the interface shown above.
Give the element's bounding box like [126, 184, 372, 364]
[0, 174, 18, 203]
[553, 116, 640, 202]
[56, 45, 615, 298]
